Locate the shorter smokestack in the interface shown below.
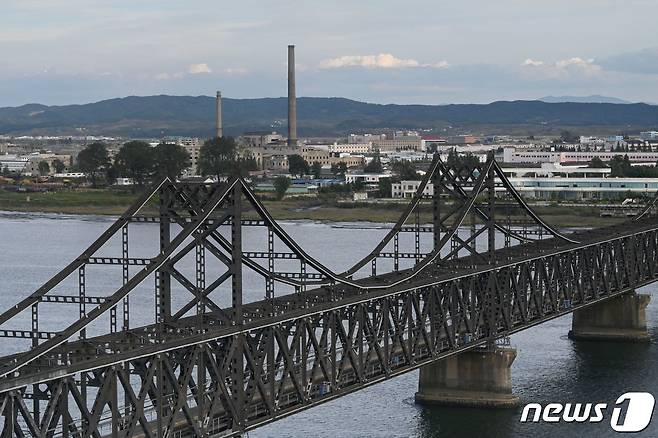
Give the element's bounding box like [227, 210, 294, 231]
[287, 45, 297, 147]
[216, 91, 223, 138]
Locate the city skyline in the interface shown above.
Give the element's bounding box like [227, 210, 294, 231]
[2, 0, 658, 106]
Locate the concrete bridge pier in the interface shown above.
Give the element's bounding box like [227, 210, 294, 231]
[568, 290, 651, 342]
[415, 347, 519, 408]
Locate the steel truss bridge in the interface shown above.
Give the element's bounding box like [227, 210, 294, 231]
[2, 155, 658, 437]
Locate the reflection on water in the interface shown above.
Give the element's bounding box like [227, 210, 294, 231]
[0, 212, 656, 437]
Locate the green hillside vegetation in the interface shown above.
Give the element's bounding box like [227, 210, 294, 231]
[1, 96, 657, 137]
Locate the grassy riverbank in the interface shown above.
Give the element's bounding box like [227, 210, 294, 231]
[0, 188, 626, 227]
[0, 189, 146, 215]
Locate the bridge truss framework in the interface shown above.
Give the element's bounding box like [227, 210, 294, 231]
[1, 155, 657, 437]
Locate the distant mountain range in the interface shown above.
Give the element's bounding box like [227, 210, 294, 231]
[538, 95, 633, 104]
[0, 95, 657, 138]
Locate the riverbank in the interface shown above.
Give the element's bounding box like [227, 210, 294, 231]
[0, 188, 627, 227]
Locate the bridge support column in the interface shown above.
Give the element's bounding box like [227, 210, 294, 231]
[415, 347, 519, 408]
[569, 290, 650, 342]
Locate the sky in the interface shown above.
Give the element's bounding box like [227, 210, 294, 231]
[1, 0, 658, 107]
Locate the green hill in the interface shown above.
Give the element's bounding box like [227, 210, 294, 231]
[0, 95, 657, 137]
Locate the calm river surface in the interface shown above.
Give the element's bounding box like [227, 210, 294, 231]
[1, 211, 657, 438]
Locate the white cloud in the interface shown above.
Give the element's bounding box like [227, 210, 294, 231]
[521, 57, 602, 78]
[320, 53, 418, 69]
[522, 59, 544, 66]
[556, 57, 597, 70]
[320, 53, 449, 70]
[188, 63, 212, 74]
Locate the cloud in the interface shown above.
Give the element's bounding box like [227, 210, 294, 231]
[555, 57, 597, 70]
[521, 57, 602, 78]
[188, 63, 212, 74]
[522, 59, 544, 67]
[319, 53, 448, 70]
[321, 53, 419, 69]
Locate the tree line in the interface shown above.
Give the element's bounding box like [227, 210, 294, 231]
[597, 155, 658, 178]
[76, 137, 257, 186]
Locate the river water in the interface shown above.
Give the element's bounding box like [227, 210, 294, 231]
[0, 211, 657, 438]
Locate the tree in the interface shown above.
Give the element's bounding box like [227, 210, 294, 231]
[588, 157, 607, 168]
[392, 160, 418, 180]
[273, 176, 291, 200]
[37, 161, 50, 176]
[234, 155, 259, 177]
[364, 151, 383, 173]
[52, 159, 66, 174]
[288, 154, 309, 177]
[311, 161, 322, 179]
[560, 130, 579, 143]
[105, 164, 119, 186]
[78, 142, 109, 186]
[198, 137, 239, 179]
[446, 149, 479, 169]
[114, 141, 156, 187]
[330, 162, 348, 178]
[154, 143, 191, 179]
[610, 155, 631, 177]
[378, 177, 392, 198]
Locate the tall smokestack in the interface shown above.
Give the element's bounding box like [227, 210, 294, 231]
[215, 91, 223, 138]
[287, 45, 297, 147]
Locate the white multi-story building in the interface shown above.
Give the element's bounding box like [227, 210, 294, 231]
[0, 154, 28, 173]
[500, 162, 611, 178]
[391, 176, 658, 200]
[327, 143, 372, 154]
[392, 181, 434, 198]
[503, 147, 658, 164]
[579, 136, 605, 146]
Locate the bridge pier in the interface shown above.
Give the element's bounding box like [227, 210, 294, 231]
[415, 346, 519, 408]
[568, 290, 651, 342]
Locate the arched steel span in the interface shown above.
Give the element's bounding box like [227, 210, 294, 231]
[173, 154, 576, 293]
[0, 178, 241, 378]
[177, 154, 581, 293]
[343, 155, 578, 278]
